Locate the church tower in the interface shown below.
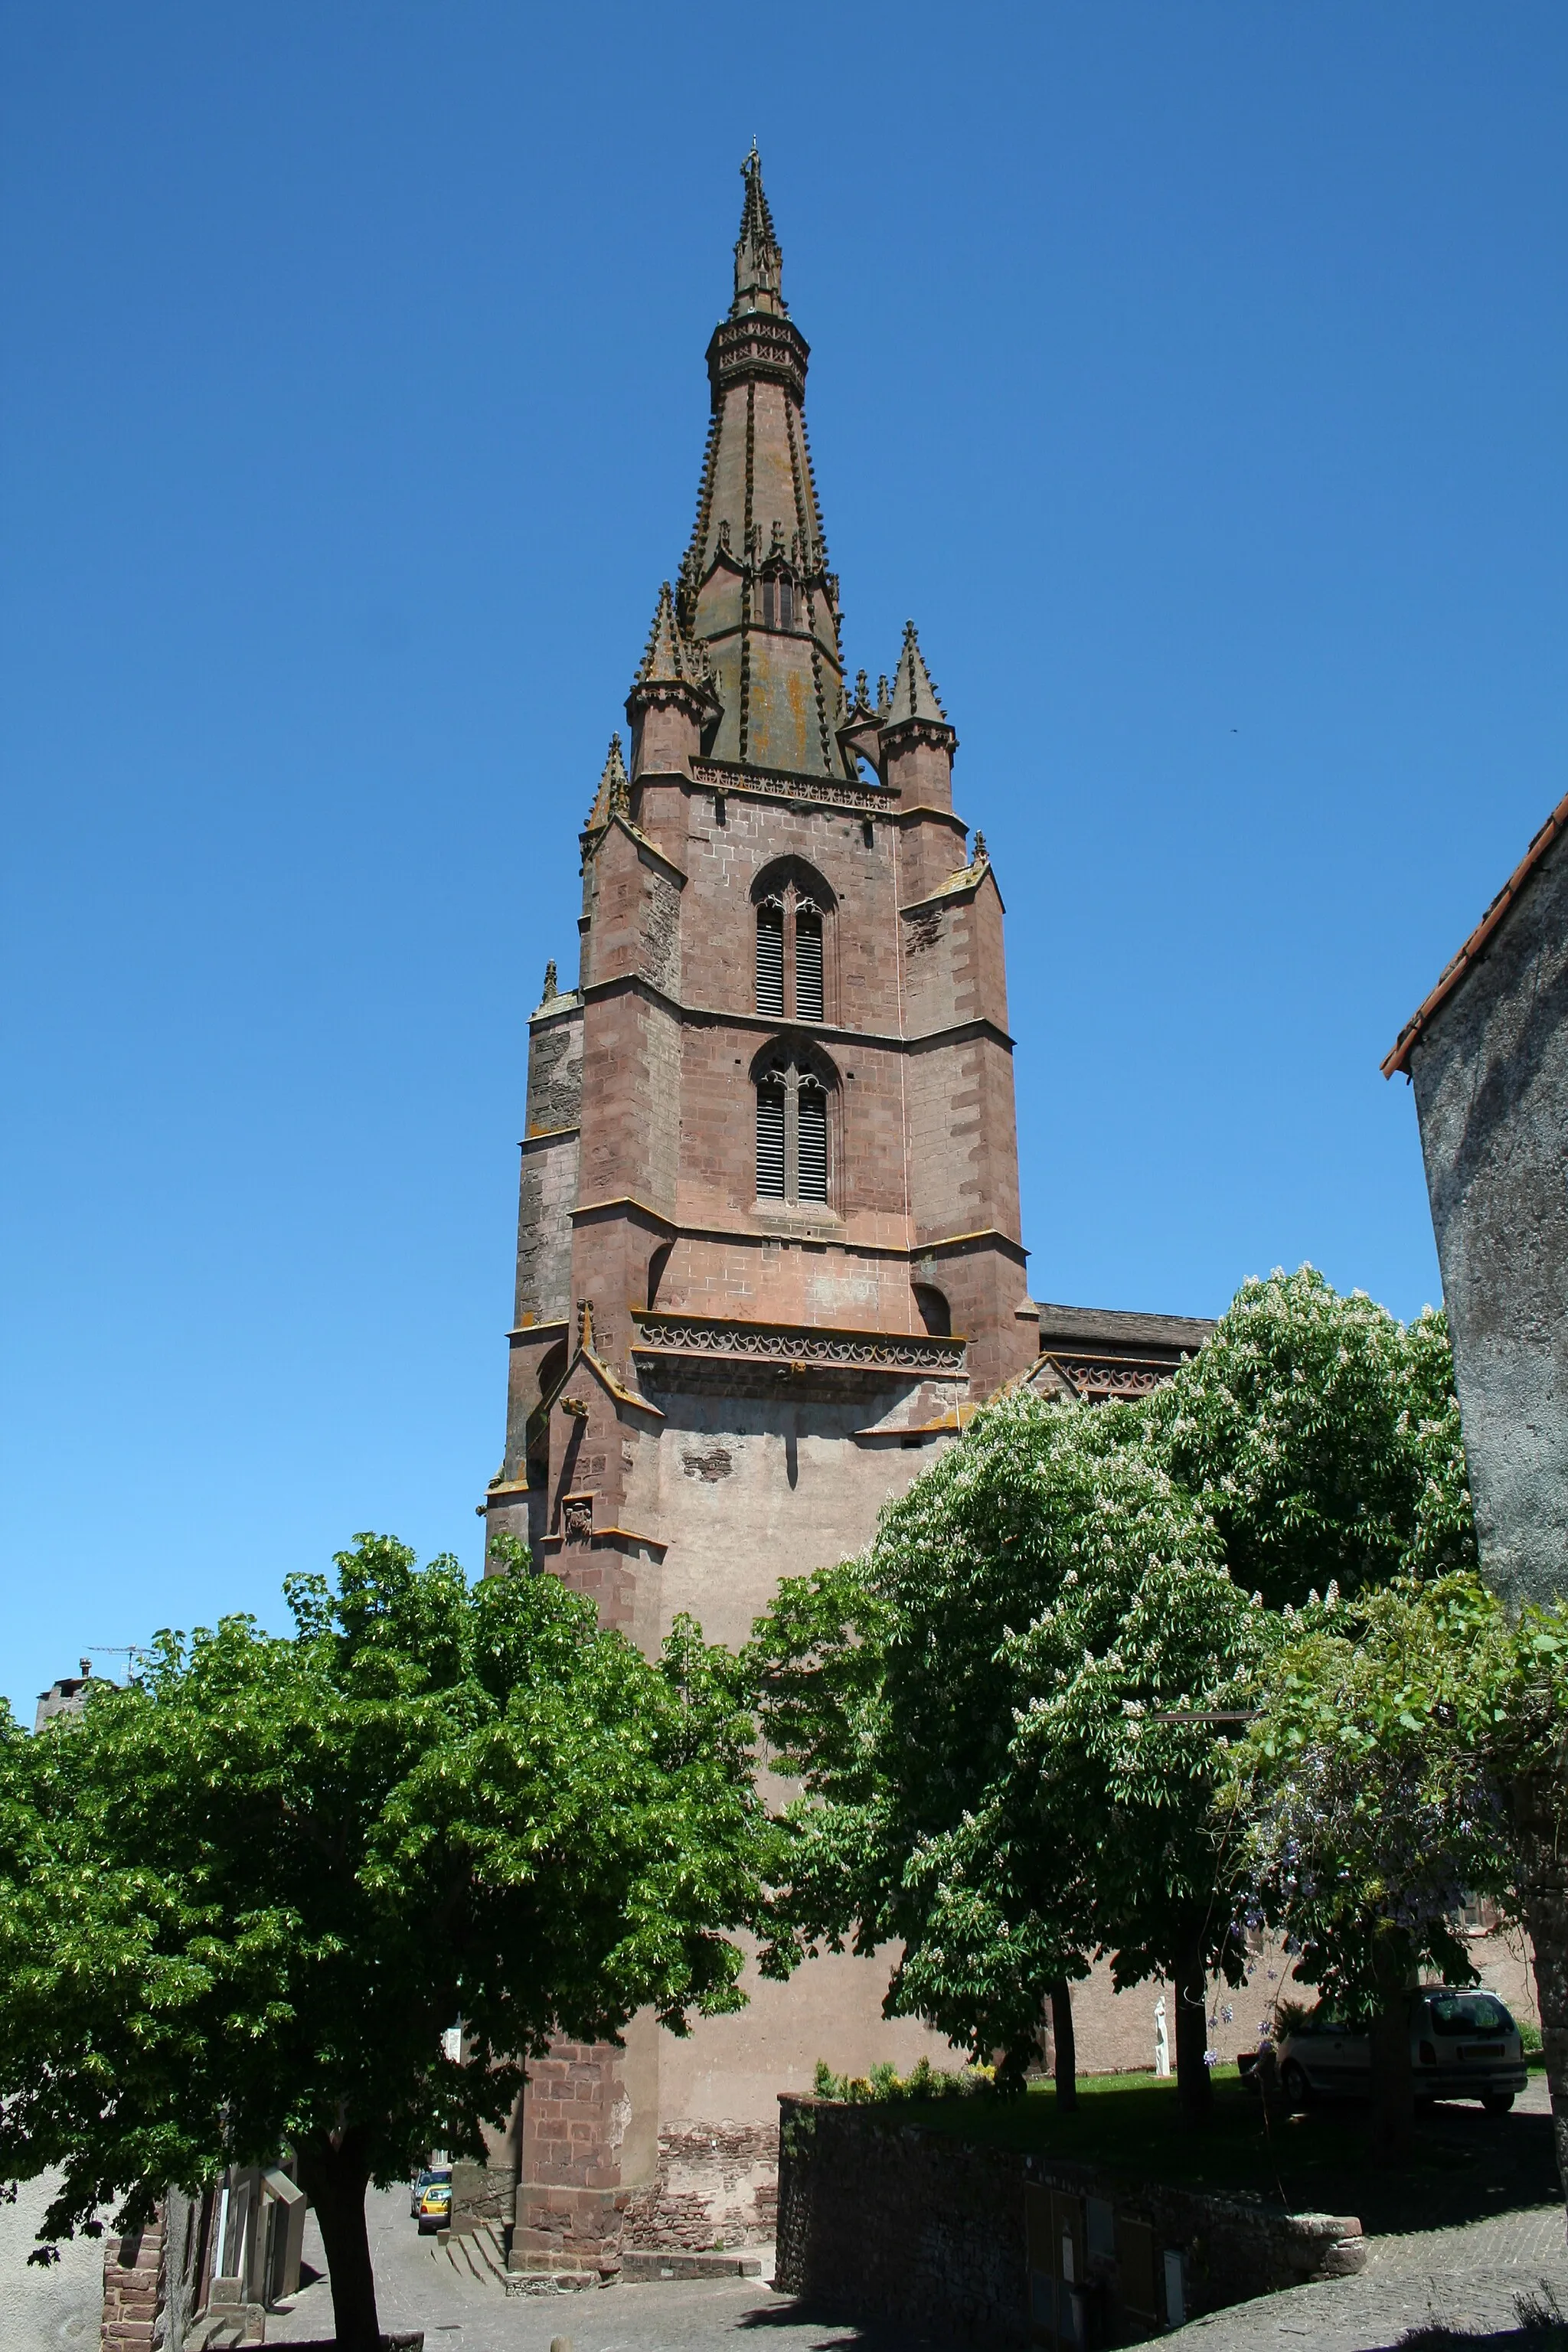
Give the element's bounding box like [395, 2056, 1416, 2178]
[481, 152, 1039, 2269]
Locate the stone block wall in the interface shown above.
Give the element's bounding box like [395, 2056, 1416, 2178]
[100, 2210, 165, 2349]
[622, 2122, 779, 2249]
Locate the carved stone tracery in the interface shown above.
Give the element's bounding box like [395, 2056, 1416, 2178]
[631, 1312, 965, 1375]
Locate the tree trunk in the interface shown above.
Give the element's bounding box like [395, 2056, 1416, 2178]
[1048, 1980, 1077, 2112]
[1514, 1769, 1568, 2216]
[1367, 1925, 1415, 2161]
[294, 2132, 381, 2352]
[1174, 1939, 1213, 2122]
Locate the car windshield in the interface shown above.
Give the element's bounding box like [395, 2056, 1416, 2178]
[420, 2169, 452, 2186]
[1428, 1994, 1512, 2037]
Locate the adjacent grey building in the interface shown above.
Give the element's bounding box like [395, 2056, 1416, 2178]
[1384, 792, 1568, 1610]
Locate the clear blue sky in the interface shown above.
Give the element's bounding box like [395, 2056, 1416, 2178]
[4, 2, 1564, 1717]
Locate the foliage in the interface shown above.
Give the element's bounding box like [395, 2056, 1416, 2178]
[1221, 1576, 1516, 2016]
[752, 1269, 1483, 2123]
[1148, 1268, 1477, 1610]
[0, 1535, 767, 2347]
[808, 2056, 994, 2102]
[1226, 1571, 1568, 2006]
[754, 1389, 1273, 2105]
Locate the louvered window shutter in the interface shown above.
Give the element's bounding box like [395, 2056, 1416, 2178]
[756, 1083, 786, 1198]
[794, 908, 824, 1021]
[756, 903, 784, 1015]
[797, 1084, 828, 1202]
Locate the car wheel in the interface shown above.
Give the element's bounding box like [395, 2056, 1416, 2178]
[1280, 2060, 1311, 2109]
[1483, 2091, 1515, 2115]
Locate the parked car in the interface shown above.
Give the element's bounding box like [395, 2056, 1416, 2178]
[413, 2167, 452, 2232]
[1273, 1988, 1527, 2114]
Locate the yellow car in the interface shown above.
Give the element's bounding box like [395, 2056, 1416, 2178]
[415, 2169, 452, 2234]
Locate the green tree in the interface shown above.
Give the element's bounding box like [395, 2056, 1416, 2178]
[753, 1270, 1477, 2128]
[0, 1536, 766, 2352]
[1225, 1573, 1568, 2174]
[754, 1393, 1272, 2117]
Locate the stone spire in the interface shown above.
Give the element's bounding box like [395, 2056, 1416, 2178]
[583, 732, 630, 830]
[673, 151, 852, 782]
[633, 580, 712, 697]
[878, 620, 957, 809]
[732, 143, 785, 318]
[885, 622, 950, 731]
[626, 581, 720, 778]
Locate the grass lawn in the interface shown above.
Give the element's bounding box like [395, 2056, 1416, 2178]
[862, 2068, 1561, 2236]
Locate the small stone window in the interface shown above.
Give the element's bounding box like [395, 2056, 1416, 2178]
[760, 571, 795, 630]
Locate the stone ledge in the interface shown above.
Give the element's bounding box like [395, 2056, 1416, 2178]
[620, 2248, 767, 2281]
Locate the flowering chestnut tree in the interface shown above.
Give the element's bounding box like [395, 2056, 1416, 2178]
[753, 1269, 1482, 2133]
[753, 1390, 1272, 2118]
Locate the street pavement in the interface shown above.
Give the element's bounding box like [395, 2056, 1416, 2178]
[2, 2172, 109, 2352]
[8, 2079, 1561, 2351]
[268, 2193, 871, 2352]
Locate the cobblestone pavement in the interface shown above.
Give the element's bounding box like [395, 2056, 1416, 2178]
[1175, 2079, 1567, 2349]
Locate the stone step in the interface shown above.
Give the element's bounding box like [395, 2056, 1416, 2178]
[503, 2268, 607, 2298]
[619, 2248, 769, 2282]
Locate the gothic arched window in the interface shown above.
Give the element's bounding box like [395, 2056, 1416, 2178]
[753, 1046, 836, 1207]
[752, 863, 835, 1024]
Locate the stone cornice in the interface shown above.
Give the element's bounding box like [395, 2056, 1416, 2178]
[881, 714, 958, 756]
[520, 1125, 579, 1152]
[528, 995, 583, 1030]
[630, 1308, 966, 1377]
[577, 971, 1014, 1055]
[691, 757, 884, 817]
[570, 1194, 678, 1233]
[916, 1226, 1030, 1265]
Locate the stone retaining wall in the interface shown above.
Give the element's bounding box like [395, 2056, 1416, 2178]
[774, 2095, 1365, 2343]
